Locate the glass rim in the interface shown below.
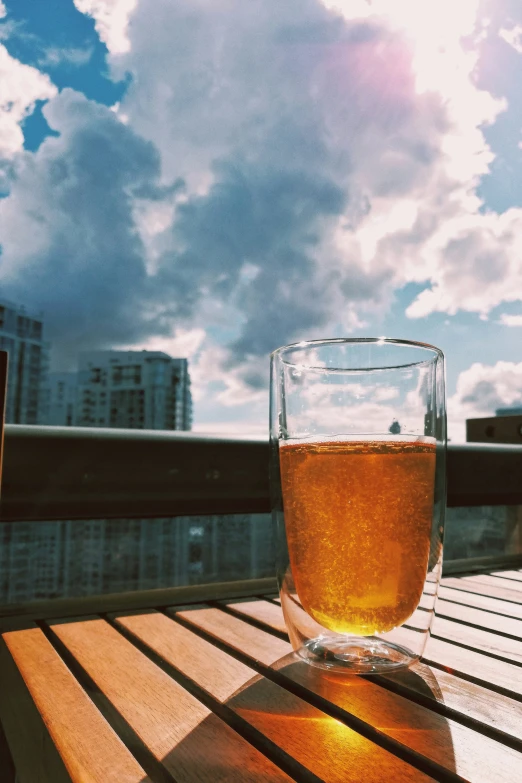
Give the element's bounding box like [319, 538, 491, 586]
[270, 337, 444, 371]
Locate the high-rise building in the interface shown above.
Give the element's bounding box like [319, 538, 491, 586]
[76, 350, 192, 430]
[40, 372, 78, 426]
[0, 298, 48, 424]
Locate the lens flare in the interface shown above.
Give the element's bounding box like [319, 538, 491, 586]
[322, 0, 482, 95]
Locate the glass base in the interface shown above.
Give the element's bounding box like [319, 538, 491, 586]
[297, 635, 418, 674]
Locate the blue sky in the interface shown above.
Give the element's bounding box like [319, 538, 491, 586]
[1, 0, 522, 439]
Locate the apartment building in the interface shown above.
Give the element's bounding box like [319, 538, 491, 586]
[0, 298, 48, 424]
[76, 350, 192, 430]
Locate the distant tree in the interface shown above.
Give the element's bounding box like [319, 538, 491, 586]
[389, 420, 401, 435]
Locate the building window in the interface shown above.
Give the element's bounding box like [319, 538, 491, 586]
[31, 321, 42, 339]
[189, 541, 203, 563]
[112, 364, 142, 385]
[17, 315, 29, 337]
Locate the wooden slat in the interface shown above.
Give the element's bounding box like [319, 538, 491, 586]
[492, 571, 522, 583]
[430, 615, 522, 664]
[116, 609, 435, 783]
[462, 575, 522, 593]
[425, 634, 522, 698]
[442, 577, 522, 604]
[1, 627, 146, 783]
[388, 664, 522, 748]
[226, 599, 522, 747]
[491, 571, 522, 582]
[438, 585, 522, 620]
[225, 599, 288, 634]
[434, 598, 522, 638]
[0, 636, 71, 783]
[174, 604, 522, 783]
[50, 616, 289, 783]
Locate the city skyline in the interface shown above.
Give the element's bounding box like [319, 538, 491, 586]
[0, 1, 521, 441]
[0, 514, 275, 604]
[1, 296, 193, 430]
[1, 288, 521, 435]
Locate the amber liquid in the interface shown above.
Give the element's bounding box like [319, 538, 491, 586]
[280, 439, 436, 635]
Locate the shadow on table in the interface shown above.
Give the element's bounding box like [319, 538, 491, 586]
[150, 653, 456, 782]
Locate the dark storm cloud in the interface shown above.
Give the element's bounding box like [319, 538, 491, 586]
[153, 160, 348, 359]
[0, 89, 176, 365]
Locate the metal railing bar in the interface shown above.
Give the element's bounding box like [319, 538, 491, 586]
[1, 425, 522, 522]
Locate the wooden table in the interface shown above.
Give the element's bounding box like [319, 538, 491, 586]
[1, 569, 522, 782]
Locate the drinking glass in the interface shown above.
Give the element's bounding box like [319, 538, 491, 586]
[270, 338, 446, 673]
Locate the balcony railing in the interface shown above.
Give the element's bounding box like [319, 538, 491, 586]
[0, 425, 270, 520]
[2, 425, 522, 520]
[0, 425, 521, 620]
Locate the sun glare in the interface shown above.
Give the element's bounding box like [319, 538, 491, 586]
[322, 0, 503, 185]
[322, 0, 482, 95]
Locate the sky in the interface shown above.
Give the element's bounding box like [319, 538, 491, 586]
[0, 0, 522, 440]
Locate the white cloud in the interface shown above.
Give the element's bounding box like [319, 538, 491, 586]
[0, 2, 6, 19]
[0, 44, 56, 158]
[38, 46, 93, 68]
[449, 361, 522, 441]
[499, 313, 522, 326]
[405, 209, 522, 318]
[499, 24, 522, 54]
[188, 340, 269, 434]
[190, 344, 266, 407]
[127, 327, 206, 358]
[319, 0, 522, 325]
[73, 0, 137, 54]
